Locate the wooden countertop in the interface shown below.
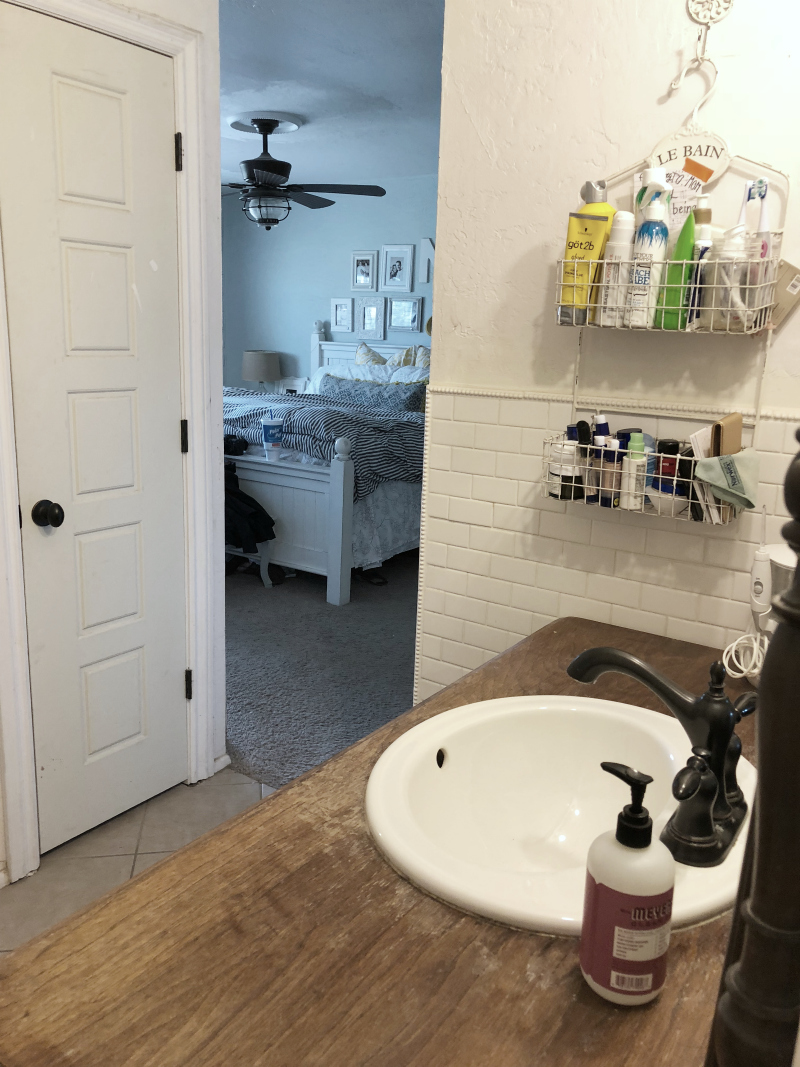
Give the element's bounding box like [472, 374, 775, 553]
[0, 619, 755, 1067]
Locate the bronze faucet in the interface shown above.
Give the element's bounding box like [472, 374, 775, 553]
[566, 647, 755, 861]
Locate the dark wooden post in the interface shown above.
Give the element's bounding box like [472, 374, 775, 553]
[707, 431, 800, 1067]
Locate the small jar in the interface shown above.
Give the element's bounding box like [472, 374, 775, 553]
[549, 442, 584, 501]
[656, 439, 680, 493]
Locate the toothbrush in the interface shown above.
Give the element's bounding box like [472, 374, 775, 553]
[736, 179, 755, 227]
[754, 178, 770, 258]
[753, 179, 772, 328]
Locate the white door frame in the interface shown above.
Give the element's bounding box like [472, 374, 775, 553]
[0, 0, 220, 881]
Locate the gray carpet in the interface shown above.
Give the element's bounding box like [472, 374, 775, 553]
[225, 550, 419, 788]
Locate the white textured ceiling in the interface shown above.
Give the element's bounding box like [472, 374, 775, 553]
[219, 0, 445, 187]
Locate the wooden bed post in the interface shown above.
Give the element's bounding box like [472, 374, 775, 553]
[327, 437, 354, 606]
[311, 322, 325, 373]
[255, 540, 272, 589]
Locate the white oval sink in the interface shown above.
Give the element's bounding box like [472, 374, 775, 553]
[365, 695, 756, 935]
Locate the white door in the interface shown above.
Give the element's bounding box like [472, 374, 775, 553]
[0, 3, 189, 852]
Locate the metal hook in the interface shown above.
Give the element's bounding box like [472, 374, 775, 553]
[670, 28, 718, 129]
[696, 24, 709, 62]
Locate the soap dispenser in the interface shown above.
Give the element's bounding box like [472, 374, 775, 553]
[580, 762, 675, 1005]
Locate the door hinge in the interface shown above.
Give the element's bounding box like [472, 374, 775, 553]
[185, 669, 193, 700]
[175, 131, 183, 172]
[180, 419, 189, 453]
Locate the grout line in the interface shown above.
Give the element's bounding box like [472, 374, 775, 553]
[57, 851, 138, 861]
[129, 805, 148, 879]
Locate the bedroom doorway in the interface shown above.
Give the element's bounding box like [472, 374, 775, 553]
[0, 3, 189, 852]
[219, 0, 444, 788]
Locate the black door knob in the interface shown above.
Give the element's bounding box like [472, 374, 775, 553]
[31, 499, 65, 528]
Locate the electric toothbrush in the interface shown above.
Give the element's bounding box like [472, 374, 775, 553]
[724, 505, 772, 681]
[750, 504, 773, 634]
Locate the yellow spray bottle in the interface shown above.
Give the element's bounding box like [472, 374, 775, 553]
[558, 181, 617, 326]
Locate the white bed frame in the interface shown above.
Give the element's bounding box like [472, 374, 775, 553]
[225, 331, 415, 606]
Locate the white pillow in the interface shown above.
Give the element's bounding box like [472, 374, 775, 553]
[354, 342, 387, 365]
[389, 365, 430, 384]
[306, 366, 330, 393]
[386, 345, 431, 369]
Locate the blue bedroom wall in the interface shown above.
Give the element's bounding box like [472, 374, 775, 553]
[221, 174, 437, 387]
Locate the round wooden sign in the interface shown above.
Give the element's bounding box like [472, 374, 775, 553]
[649, 128, 731, 186]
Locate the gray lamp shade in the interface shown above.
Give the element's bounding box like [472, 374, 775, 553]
[242, 350, 282, 383]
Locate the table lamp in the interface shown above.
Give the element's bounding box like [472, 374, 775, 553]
[242, 350, 282, 390]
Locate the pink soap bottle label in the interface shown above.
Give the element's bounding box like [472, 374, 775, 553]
[580, 871, 673, 997]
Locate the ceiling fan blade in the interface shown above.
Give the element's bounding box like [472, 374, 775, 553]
[289, 184, 386, 197]
[285, 189, 335, 209]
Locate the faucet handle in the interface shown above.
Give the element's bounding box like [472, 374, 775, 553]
[734, 691, 757, 719]
[672, 747, 713, 801]
[708, 661, 727, 695]
[661, 746, 730, 866]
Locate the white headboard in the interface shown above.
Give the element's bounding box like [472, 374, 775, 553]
[311, 337, 410, 374]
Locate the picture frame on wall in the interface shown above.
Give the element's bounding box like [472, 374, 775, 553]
[330, 298, 353, 333]
[355, 296, 385, 340]
[351, 250, 377, 291]
[380, 244, 414, 293]
[388, 297, 423, 332]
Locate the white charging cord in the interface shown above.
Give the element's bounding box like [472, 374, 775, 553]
[723, 625, 769, 681]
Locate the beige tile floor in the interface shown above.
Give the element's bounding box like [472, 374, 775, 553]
[0, 767, 272, 954]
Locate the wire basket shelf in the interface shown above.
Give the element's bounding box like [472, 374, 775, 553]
[542, 433, 739, 524]
[555, 251, 780, 335]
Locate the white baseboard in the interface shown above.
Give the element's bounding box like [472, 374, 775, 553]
[213, 754, 232, 773]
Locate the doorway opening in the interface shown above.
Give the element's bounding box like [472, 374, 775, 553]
[219, 0, 445, 787]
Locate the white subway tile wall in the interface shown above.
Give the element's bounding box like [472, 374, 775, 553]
[414, 392, 799, 702]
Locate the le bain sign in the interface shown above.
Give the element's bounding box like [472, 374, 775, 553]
[650, 129, 731, 185]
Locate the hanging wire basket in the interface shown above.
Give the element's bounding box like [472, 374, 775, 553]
[542, 432, 738, 524]
[555, 247, 779, 335]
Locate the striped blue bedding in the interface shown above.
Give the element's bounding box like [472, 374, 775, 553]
[222, 388, 424, 500]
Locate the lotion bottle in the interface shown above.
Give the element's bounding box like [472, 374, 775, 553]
[654, 210, 695, 330]
[580, 762, 675, 1006]
[597, 211, 635, 327]
[620, 433, 647, 511]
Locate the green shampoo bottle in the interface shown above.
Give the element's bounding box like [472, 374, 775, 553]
[655, 212, 696, 331]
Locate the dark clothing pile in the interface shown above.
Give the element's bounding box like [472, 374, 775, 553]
[224, 462, 275, 554]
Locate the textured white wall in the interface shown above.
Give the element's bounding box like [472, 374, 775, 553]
[416, 0, 800, 701]
[430, 0, 800, 415]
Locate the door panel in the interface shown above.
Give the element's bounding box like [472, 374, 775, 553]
[0, 3, 188, 852]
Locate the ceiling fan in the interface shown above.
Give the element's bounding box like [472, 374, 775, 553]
[225, 117, 386, 230]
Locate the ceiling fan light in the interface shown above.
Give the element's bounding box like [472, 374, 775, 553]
[242, 196, 291, 229]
